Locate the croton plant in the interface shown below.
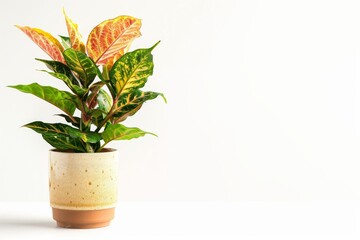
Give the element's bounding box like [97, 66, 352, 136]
[10, 10, 165, 153]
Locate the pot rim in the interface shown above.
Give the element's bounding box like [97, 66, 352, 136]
[49, 148, 117, 154]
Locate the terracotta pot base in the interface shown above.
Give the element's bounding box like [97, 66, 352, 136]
[52, 207, 115, 229]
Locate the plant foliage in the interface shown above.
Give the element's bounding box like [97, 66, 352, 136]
[10, 10, 165, 152]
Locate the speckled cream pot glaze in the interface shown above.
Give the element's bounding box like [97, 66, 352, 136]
[49, 149, 118, 228]
[49, 149, 119, 210]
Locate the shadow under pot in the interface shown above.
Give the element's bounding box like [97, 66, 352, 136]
[49, 149, 119, 228]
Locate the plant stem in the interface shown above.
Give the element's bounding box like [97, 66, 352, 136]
[102, 65, 110, 80]
[97, 142, 108, 152]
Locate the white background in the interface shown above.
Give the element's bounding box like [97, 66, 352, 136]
[1, 0, 360, 205]
[1, 202, 359, 239]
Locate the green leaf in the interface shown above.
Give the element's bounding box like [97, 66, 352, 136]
[59, 35, 71, 49]
[8, 83, 77, 116]
[42, 133, 85, 152]
[97, 89, 112, 117]
[90, 142, 101, 153]
[55, 113, 80, 128]
[101, 123, 156, 144]
[80, 132, 102, 144]
[24, 121, 84, 152]
[109, 42, 159, 97]
[63, 48, 98, 87]
[95, 64, 105, 82]
[89, 109, 106, 127]
[42, 70, 87, 96]
[113, 90, 165, 122]
[24, 121, 102, 144]
[36, 58, 79, 86]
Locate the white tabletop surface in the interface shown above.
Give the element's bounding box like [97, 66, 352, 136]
[0, 202, 359, 239]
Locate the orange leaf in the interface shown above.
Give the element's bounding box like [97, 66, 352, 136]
[16, 25, 65, 63]
[104, 39, 134, 69]
[63, 9, 85, 52]
[86, 16, 141, 65]
[104, 49, 124, 69]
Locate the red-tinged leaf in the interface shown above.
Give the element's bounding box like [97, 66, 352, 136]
[15, 25, 65, 63]
[63, 9, 85, 52]
[86, 16, 141, 65]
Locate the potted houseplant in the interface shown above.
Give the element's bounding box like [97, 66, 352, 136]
[9, 9, 165, 228]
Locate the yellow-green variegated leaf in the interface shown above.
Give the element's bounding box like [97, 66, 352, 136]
[16, 25, 65, 63]
[113, 90, 165, 122]
[86, 16, 141, 65]
[109, 42, 159, 97]
[8, 83, 77, 116]
[101, 123, 156, 144]
[63, 48, 98, 87]
[63, 9, 85, 52]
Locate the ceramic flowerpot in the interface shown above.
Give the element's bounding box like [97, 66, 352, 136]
[49, 149, 119, 228]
